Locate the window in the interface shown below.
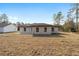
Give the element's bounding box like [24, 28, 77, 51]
[36, 27, 39, 32]
[17, 27, 20, 31]
[44, 27, 47, 32]
[24, 27, 26, 31]
[51, 27, 54, 32]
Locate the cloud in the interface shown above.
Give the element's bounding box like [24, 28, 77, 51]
[8, 16, 19, 23]
[8, 16, 31, 23]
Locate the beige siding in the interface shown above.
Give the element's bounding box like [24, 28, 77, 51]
[20, 27, 32, 34]
[53, 27, 59, 33]
[32, 27, 52, 34]
[19, 27, 59, 34]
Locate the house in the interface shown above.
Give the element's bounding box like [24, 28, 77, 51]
[17, 23, 60, 35]
[0, 23, 17, 33]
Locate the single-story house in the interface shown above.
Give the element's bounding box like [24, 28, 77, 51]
[17, 23, 60, 35]
[0, 23, 17, 33]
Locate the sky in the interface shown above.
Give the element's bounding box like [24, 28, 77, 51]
[0, 3, 73, 24]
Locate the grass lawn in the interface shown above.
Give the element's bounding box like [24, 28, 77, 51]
[0, 32, 79, 56]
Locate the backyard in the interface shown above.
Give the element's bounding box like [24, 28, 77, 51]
[0, 32, 79, 56]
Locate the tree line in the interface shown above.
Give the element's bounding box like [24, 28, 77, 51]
[53, 3, 79, 32]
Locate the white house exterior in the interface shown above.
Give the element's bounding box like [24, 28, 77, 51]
[0, 27, 3, 32]
[0, 23, 17, 33]
[18, 23, 59, 35]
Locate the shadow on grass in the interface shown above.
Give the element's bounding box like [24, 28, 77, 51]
[33, 33, 68, 38]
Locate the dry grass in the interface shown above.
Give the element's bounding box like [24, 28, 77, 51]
[0, 32, 79, 56]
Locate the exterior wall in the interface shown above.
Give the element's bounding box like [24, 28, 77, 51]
[20, 27, 32, 34]
[32, 27, 52, 34]
[0, 27, 3, 32]
[3, 24, 17, 32]
[19, 27, 59, 35]
[52, 27, 59, 33]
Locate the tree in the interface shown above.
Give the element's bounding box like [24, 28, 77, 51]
[75, 3, 79, 31]
[63, 20, 75, 32]
[53, 12, 64, 25]
[70, 3, 79, 31]
[63, 13, 75, 32]
[16, 22, 21, 26]
[0, 13, 8, 23]
[21, 22, 25, 25]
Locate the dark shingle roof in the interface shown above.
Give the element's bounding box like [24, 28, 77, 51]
[18, 23, 60, 27]
[30, 23, 53, 27]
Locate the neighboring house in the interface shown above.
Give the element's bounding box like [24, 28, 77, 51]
[17, 23, 59, 35]
[0, 23, 17, 33]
